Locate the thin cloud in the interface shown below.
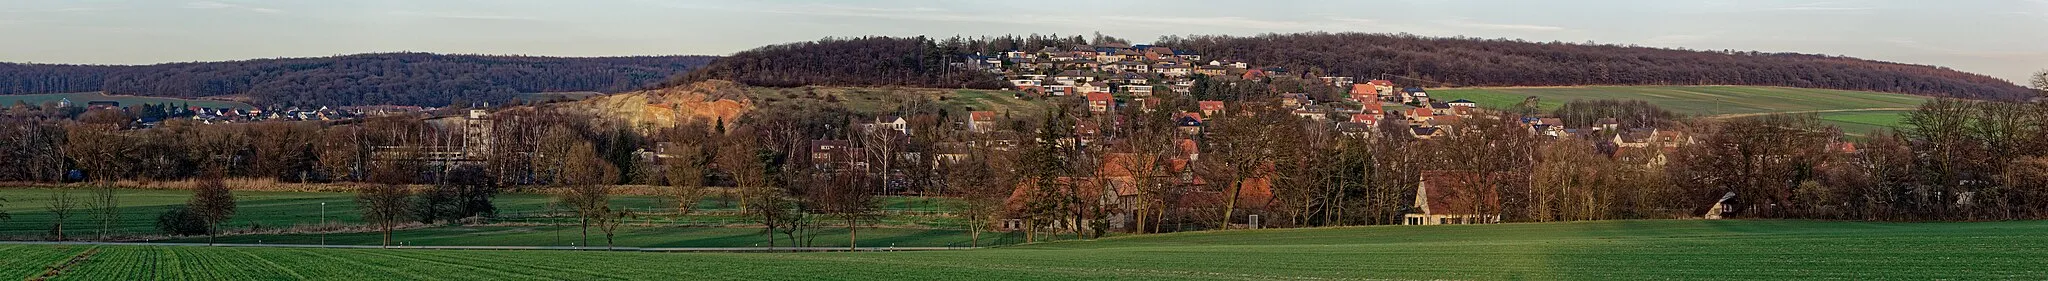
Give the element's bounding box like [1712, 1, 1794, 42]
[1645, 34, 1712, 46]
[1768, 2, 1876, 12]
[185, 1, 281, 14]
[1772, 6, 1873, 11]
[1443, 19, 1568, 31]
[1328, 17, 1380, 25]
[662, 2, 1386, 32]
[1103, 16, 1328, 30]
[709, 3, 1080, 26]
[386, 10, 541, 22]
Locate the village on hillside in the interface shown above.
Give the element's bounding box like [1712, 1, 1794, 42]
[781, 42, 1868, 232]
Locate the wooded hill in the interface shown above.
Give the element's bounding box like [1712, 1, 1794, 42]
[1156, 32, 2031, 100]
[665, 36, 1010, 90]
[0, 53, 717, 107]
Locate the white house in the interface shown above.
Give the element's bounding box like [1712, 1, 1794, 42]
[1120, 85, 1154, 96]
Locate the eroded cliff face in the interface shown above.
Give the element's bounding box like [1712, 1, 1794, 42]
[559, 80, 752, 132]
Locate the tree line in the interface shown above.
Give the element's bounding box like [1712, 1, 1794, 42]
[667, 36, 1011, 90]
[0, 53, 716, 107]
[7, 75, 2048, 245]
[1156, 32, 2034, 101]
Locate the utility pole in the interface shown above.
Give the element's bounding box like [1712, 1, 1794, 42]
[321, 202, 327, 246]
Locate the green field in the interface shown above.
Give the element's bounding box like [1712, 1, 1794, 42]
[0, 92, 255, 110]
[16, 220, 2048, 280]
[1429, 86, 1928, 133]
[155, 225, 997, 248]
[1819, 110, 1912, 136]
[1429, 86, 1929, 116]
[0, 188, 957, 238]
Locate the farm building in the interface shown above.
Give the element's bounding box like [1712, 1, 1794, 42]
[1403, 171, 1503, 225]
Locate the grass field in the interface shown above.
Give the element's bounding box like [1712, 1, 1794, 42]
[154, 225, 999, 248]
[0, 92, 255, 109]
[0, 188, 958, 238]
[1429, 86, 1928, 133]
[1819, 110, 1912, 136]
[17, 219, 2048, 280]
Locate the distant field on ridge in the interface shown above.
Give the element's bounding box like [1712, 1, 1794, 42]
[1429, 85, 1929, 135]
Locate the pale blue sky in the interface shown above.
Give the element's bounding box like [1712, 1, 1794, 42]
[2, 0, 2044, 83]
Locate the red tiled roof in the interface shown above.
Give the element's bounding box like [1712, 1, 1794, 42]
[1004, 177, 1105, 215]
[1236, 176, 1274, 210]
[969, 111, 996, 121]
[1101, 153, 1157, 196]
[1351, 113, 1377, 123]
[1418, 171, 1504, 215]
[1100, 153, 1150, 178]
[1086, 92, 1113, 102]
[1350, 84, 1376, 94]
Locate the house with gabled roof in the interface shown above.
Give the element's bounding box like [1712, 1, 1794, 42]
[859, 115, 911, 135]
[1086, 92, 1115, 113]
[1241, 69, 1268, 80]
[1350, 84, 1381, 103]
[1402, 87, 1429, 104]
[1595, 118, 1621, 131]
[810, 140, 866, 171]
[1198, 101, 1226, 117]
[1002, 177, 1109, 232]
[1351, 113, 1382, 124]
[1411, 126, 1446, 140]
[1080, 82, 1111, 94]
[1403, 171, 1504, 225]
[1292, 105, 1330, 120]
[1160, 64, 1193, 77]
[1450, 105, 1476, 117]
[1279, 93, 1310, 108]
[1362, 100, 1385, 116]
[1118, 72, 1149, 84]
[1175, 112, 1204, 135]
[968, 111, 998, 133]
[1337, 122, 1375, 137]
[1409, 107, 1435, 122]
[1045, 84, 1074, 96]
[1120, 85, 1154, 97]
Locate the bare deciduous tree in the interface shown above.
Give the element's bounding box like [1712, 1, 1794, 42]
[188, 177, 237, 245]
[817, 168, 880, 250]
[45, 189, 78, 241]
[560, 184, 611, 249]
[88, 184, 119, 240]
[596, 206, 632, 250]
[357, 184, 413, 247]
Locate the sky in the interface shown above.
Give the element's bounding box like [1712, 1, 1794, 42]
[2, 0, 2044, 84]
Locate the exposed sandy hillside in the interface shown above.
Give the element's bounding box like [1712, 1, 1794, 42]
[558, 80, 752, 131]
